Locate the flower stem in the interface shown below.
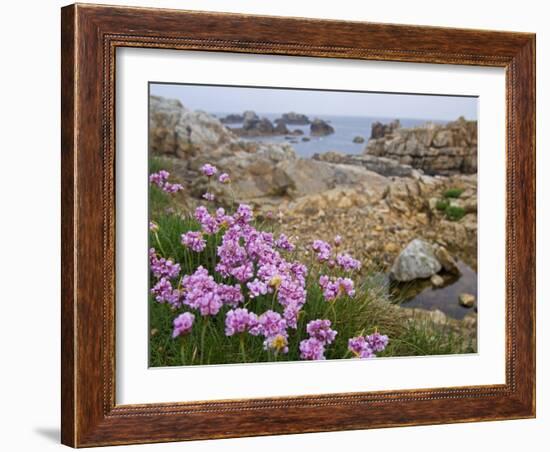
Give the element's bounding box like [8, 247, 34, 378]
[180, 337, 187, 365]
[239, 334, 247, 363]
[200, 318, 209, 364]
[154, 231, 168, 257]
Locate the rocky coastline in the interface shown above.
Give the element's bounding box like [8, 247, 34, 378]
[149, 95, 478, 336]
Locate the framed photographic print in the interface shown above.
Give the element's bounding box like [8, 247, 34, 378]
[61, 3, 536, 447]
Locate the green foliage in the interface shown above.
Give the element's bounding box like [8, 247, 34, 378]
[381, 320, 473, 357]
[443, 188, 464, 199]
[445, 205, 466, 221]
[435, 199, 450, 211]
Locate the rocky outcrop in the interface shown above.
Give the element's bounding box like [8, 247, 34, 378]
[229, 116, 291, 137]
[275, 112, 310, 125]
[149, 96, 240, 159]
[220, 113, 244, 124]
[390, 239, 442, 282]
[353, 136, 365, 143]
[365, 117, 477, 175]
[312, 151, 419, 178]
[371, 119, 401, 139]
[220, 110, 259, 124]
[310, 119, 335, 136]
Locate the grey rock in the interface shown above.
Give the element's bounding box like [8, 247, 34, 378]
[459, 293, 476, 308]
[312, 152, 418, 178]
[310, 118, 335, 136]
[430, 274, 445, 288]
[434, 246, 461, 275]
[390, 239, 442, 282]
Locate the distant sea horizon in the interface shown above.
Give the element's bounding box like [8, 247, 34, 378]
[212, 112, 454, 157]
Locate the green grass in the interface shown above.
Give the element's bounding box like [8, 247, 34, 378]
[443, 188, 464, 199]
[435, 199, 450, 211]
[381, 320, 474, 357]
[445, 205, 466, 221]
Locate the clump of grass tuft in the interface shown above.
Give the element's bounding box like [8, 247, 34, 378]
[435, 199, 450, 211]
[445, 205, 466, 221]
[443, 188, 464, 199]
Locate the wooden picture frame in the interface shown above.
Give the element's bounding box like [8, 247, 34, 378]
[61, 3, 535, 447]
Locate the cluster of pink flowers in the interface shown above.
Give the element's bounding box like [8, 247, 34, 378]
[319, 275, 355, 302]
[149, 170, 183, 193]
[181, 266, 243, 316]
[312, 239, 332, 262]
[151, 277, 183, 306]
[149, 248, 180, 279]
[336, 253, 361, 271]
[299, 338, 326, 360]
[299, 319, 338, 360]
[149, 163, 388, 362]
[149, 227, 184, 311]
[348, 332, 389, 359]
[306, 319, 337, 345]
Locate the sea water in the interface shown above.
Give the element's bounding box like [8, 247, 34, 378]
[215, 113, 446, 157]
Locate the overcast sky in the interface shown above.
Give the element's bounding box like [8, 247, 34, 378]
[150, 83, 477, 121]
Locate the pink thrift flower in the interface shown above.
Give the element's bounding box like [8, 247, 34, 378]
[218, 172, 231, 184]
[149, 170, 169, 187]
[299, 338, 326, 360]
[149, 221, 159, 232]
[172, 312, 195, 338]
[336, 253, 361, 271]
[149, 170, 183, 193]
[334, 235, 342, 246]
[366, 332, 389, 353]
[151, 277, 182, 307]
[247, 279, 268, 298]
[306, 319, 337, 345]
[319, 275, 355, 301]
[224, 308, 258, 336]
[264, 333, 289, 354]
[312, 239, 332, 262]
[149, 248, 180, 280]
[181, 231, 206, 252]
[202, 192, 215, 201]
[348, 336, 375, 358]
[275, 233, 295, 252]
[252, 310, 287, 338]
[162, 182, 183, 193]
[181, 266, 223, 316]
[200, 163, 218, 177]
[216, 284, 244, 307]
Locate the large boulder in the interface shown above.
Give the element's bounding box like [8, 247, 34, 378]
[390, 239, 442, 282]
[310, 119, 335, 136]
[149, 95, 239, 158]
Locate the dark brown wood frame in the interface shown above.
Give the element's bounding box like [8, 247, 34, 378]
[61, 3, 536, 447]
